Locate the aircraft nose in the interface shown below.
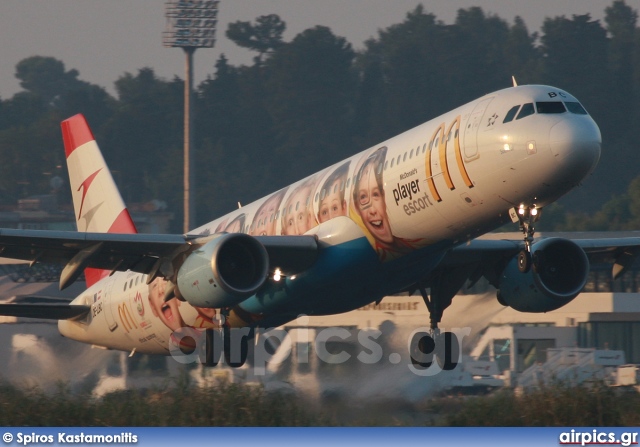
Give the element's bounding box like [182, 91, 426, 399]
[549, 117, 601, 179]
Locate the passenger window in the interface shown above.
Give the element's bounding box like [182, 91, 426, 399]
[516, 103, 535, 120]
[403, 152, 407, 162]
[391, 158, 395, 168]
[383, 161, 388, 171]
[565, 102, 588, 115]
[397, 155, 401, 165]
[295, 202, 300, 211]
[314, 193, 319, 202]
[410, 149, 414, 158]
[503, 105, 520, 123]
[422, 143, 427, 153]
[536, 102, 566, 114]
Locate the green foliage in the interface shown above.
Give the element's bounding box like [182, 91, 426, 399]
[1, 380, 639, 427]
[443, 383, 640, 426]
[0, 381, 330, 427]
[263, 26, 356, 179]
[226, 14, 286, 63]
[549, 175, 640, 231]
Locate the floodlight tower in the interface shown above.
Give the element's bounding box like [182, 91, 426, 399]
[163, 0, 218, 233]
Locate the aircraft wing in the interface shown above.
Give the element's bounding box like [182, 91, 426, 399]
[0, 228, 186, 272]
[0, 229, 319, 289]
[441, 232, 640, 281]
[0, 293, 90, 320]
[0, 303, 91, 320]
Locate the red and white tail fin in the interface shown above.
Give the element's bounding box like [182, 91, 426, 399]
[61, 114, 137, 287]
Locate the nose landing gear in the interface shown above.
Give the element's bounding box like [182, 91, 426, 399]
[515, 204, 540, 273]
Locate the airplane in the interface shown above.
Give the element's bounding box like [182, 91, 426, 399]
[0, 82, 633, 370]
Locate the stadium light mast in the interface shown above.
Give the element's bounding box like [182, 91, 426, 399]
[163, 0, 218, 233]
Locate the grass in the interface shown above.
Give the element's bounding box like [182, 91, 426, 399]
[0, 379, 639, 426]
[435, 383, 640, 426]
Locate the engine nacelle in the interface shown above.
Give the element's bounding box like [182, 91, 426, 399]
[497, 238, 589, 313]
[176, 233, 269, 308]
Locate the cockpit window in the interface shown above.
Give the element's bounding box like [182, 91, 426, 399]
[503, 105, 520, 123]
[565, 101, 588, 115]
[516, 103, 535, 120]
[536, 102, 566, 114]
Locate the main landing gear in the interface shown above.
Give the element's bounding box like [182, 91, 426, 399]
[202, 326, 253, 368]
[515, 204, 540, 273]
[410, 279, 462, 370]
[202, 309, 253, 368]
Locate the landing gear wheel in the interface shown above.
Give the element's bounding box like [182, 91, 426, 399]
[410, 331, 436, 368]
[223, 326, 250, 367]
[440, 332, 460, 371]
[517, 250, 531, 273]
[409, 331, 460, 370]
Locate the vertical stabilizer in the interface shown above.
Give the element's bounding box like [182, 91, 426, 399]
[61, 114, 137, 287]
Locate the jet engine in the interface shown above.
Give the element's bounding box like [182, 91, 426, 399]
[176, 233, 269, 308]
[497, 238, 589, 313]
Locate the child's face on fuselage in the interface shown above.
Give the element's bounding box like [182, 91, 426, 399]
[318, 180, 346, 223]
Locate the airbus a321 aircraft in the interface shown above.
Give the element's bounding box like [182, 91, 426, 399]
[0, 83, 634, 369]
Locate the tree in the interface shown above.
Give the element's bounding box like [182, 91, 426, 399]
[226, 14, 286, 63]
[355, 6, 449, 141]
[452, 7, 511, 95]
[15, 56, 86, 105]
[503, 16, 542, 84]
[102, 68, 182, 213]
[195, 55, 277, 222]
[605, 1, 639, 136]
[263, 26, 356, 179]
[540, 14, 609, 114]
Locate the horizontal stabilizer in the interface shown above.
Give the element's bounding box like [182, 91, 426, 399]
[0, 303, 91, 320]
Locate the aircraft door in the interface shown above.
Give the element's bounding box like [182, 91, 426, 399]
[463, 97, 494, 160]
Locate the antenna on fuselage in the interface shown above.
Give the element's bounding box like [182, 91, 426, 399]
[512, 76, 518, 87]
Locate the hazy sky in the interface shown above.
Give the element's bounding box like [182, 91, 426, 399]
[0, 0, 623, 99]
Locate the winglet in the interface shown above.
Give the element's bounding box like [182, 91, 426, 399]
[61, 114, 137, 288]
